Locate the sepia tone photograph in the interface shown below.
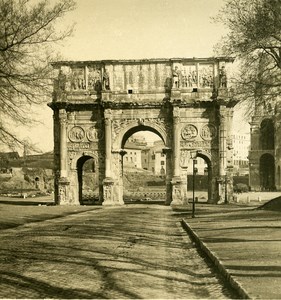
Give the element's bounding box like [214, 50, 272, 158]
[0, 0, 280, 299]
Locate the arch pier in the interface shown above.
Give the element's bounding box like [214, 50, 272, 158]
[49, 57, 236, 205]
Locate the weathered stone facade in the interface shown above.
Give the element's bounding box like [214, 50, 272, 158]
[49, 58, 236, 205]
[249, 100, 280, 191]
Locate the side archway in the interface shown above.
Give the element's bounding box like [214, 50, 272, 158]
[75, 153, 100, 204]
[196, 150, 213, 201]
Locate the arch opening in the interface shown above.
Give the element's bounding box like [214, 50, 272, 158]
[260, 153, 275, 191]
[121, 125, 165, 149]
[77, 156, 99, 205]
[187, 152, 212, 202]
[121, 129, 167, 204]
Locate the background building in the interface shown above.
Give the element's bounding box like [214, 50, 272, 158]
[232, 134, 250, 176]
[249, 99, 277, 191]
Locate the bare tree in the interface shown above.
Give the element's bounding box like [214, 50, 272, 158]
[0, 0, 75, 151]
[214, 0, 281, 114]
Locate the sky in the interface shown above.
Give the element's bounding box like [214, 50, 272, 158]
[19, 0, 249, 153]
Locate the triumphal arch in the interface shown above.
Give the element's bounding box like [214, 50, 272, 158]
[49, 57, 236, 206]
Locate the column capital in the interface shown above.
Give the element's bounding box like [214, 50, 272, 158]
[104, 108, 112, 120]
[59, 108, 67, 122]
[173, 106, 180, 118]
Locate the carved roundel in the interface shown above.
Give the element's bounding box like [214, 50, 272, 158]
[86, 126, 104, 141]
[87, 126, 98, 141]
[200, 124, 217, 140]
[68, 126, 85, 142]
[181, 124, 198, 140]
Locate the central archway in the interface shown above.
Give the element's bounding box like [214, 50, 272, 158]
[121, 126, 168, 204]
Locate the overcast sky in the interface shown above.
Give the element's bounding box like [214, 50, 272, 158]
[19, 0, 249, 153]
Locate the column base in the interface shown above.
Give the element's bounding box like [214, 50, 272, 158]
[57, 177, 70, 205]
[102, 177, 125, 206]
[170, 177, 189, 206]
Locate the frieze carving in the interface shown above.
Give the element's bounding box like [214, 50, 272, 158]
[67, 142, 90, 151]
[181, 124, 198, 140]
[180, 140, 212, 148]
[200, 124, 217, 141]
[68, 126, 85, 142]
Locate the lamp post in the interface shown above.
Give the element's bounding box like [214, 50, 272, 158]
[190, 151, 198, 218]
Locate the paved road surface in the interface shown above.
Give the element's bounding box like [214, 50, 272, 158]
[0, 204, 238, 299]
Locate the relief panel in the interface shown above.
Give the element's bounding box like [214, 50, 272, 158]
[181, 64, 197, 88]
[88, 65, 102, 90]
[198, 64, 214, 88]
[71, 67, 86, 90]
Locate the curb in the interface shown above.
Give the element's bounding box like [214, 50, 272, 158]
[181, 219, 251, 299]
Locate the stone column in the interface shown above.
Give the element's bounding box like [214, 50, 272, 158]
[103, 109, 115, 205]
[163, 147, 173, 205]
[173, 106, 181, 178]
[59, 109, 68, 178]
[104, 109, 112, 179]
[218, 106, 227, 203]
[57, 108, 70, 205]
[171, 106, 185, 205]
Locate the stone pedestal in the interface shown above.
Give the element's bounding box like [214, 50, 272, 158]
[170, 177, 187, 205]
[102, 177, 124, 206]
[57, 177, 70, 205]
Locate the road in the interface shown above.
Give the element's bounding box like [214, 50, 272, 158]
[0, 204, 238, 299]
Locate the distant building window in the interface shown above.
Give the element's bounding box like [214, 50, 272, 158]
[152, 154, 155, 160]
[161, 161, 165, 165]
[161, 153, 165, 157]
